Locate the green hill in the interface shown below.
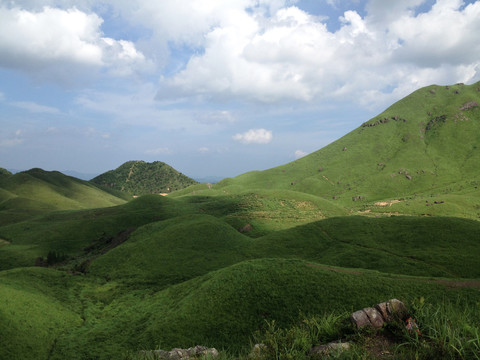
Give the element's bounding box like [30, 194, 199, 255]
[90, 160, 198, 196]
[0, 195, 193, 271]
[0, 168, 126, 222]
[213, 81, 480, 220]
[1, 82, 480, 360]
[4, 258, 477, 360]
[0, 168, 13, 177]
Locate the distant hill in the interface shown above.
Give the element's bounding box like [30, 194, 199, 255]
[214, 81, 480, 218]
[0, 168, 126, 216]
[90, 160, 198, 196]
[0, 168, 13, 177]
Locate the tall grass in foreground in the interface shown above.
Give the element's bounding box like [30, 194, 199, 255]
[128, 300, 480, 359]
[396, 298, 480, 359]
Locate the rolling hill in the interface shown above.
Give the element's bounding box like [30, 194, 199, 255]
[0, 168, 126, 223]
[1, 82, 480, 359]
[90, 160, 198, 196]
[210, 81, 480, 220]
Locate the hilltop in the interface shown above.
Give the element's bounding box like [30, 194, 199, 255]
[91, 160, 198, 196]
[206, 81, 480, 220]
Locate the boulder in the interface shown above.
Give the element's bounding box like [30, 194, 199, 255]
[350, 299, 408, 329]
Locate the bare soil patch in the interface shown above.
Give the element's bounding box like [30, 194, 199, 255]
[374, 200, 401, 207]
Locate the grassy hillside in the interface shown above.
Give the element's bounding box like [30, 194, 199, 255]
[0, 195, 193, 271]
[213, 81, 480, 220]
[90, 160, 198, 196]
[0, 168, 126, 224]
[4, 259, 476, 360]
[0, 267, 83, 360]
[1, 82, 480, 359]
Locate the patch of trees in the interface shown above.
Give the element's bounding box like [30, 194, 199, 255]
[460, 101, 479, 111]
[35, 251, 67, 267]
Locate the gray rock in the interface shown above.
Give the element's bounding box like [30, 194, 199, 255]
[351, 310, 371, 329]
[310, 341, 350, 357]
[363, 307, 384, 328]
[387, 298, 409, 320]
[143, 346, 219, 359]
[249, 343, 267, 358]
[350, 299, 408, 329]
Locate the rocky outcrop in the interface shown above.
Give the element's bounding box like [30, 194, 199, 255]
[361, 115, 407, 128]
[460, 101, 479, 111]
[350, 299, 408, 329]
[140, 346, 219, 360]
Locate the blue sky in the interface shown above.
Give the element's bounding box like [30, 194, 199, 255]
[1, 0, 479, 180]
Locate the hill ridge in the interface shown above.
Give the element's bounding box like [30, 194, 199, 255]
[211, 81, 480, 219]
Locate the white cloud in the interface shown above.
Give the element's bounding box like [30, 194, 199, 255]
[10, 101, 61, 114]
[388, 0, 480, 67]
[2, 0, 480, 112]
[156, 0, 480, 109]
[198, 147, 210, 153]
[0, 6, 151, 82]
[294, 149, 308, 159]
[233, 128, 273, 144]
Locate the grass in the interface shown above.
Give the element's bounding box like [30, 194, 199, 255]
[0, 168, 126, 212]
[208, 81, 480, 220]
[1, 82, 480, 359]
[1, 193, 479, 358]
[42, 258, 479, 359]
[395, 298, 480, 359]
[0, 267, 83, 360]
[0, 195, 193, 271]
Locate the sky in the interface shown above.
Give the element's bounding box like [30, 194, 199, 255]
[1, 0, 479, 180]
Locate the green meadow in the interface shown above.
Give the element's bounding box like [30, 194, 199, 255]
[1, 82, 479, 359]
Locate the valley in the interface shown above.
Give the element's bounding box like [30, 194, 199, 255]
[0, 81, 479, 359]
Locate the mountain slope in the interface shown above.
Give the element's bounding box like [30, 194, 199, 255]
[0, 168, 126, 215]
[90, 160, 198, 196]
[214, 82, 480, 217]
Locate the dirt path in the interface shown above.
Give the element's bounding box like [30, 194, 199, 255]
[307, 263, 362, 275]
[309, 262, 480, 289]
[397, 277, 480, 289]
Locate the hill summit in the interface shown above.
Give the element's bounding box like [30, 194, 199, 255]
[214, 81, 480, 218]
[91, 160, 198, 196]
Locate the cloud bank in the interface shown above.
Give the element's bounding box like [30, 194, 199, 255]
[157, 0, 480, 107]
[1, 1, 479, 107]
[0, 5, 151, 82]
